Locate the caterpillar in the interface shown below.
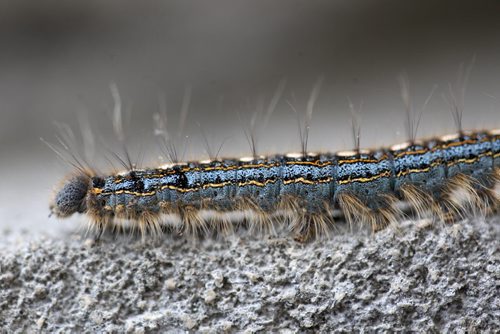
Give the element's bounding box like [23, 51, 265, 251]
[48, 81, 500, 241]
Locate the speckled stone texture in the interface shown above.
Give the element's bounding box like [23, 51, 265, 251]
[1, 217, 499, 333]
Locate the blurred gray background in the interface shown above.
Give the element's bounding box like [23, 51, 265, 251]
[1, 0, 499, 241]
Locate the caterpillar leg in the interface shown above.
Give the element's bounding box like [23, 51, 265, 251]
[400, 183, 437, 220]
[440, 173, 488, 222]
[91, 221, 105, 242]
[337, 192, 402, 233]
[290, 212, 334, 243]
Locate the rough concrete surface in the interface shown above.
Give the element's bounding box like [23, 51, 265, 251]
[0, 217, 499, 333]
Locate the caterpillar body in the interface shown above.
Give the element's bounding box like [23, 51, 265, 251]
[51, 128, 500, 240]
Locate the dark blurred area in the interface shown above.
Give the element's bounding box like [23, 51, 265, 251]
[1, 0, 500, 158]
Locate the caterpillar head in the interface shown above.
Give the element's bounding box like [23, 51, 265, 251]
[51, 175, 91, 217]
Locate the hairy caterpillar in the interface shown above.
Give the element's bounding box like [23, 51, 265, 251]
[47, 80, 500, 241]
